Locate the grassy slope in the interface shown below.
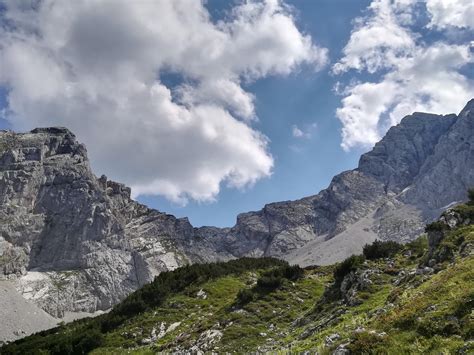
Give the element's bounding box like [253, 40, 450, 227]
[94, 271, 327, 353]
[2, 209, 473, 354]
[89, 249, 474, 354]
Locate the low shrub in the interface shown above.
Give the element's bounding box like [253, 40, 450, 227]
[453, 291, 474, 319]
[405, 235, 428, 258]
[363, 240, 402, 260]
[236, 264, 304, 306]
[256, 274, 282, 290]
[75, 327, 105, 354]
[425, 221, 449, 233]
[468, 188, 474, 204]
[282, 264, 304, 281]
[333, 254, 365, 286]
[432, 242, 456, 262]
[320, 254, 366, 301]
[452, 203, 474, 221]
[346, 331, 389, 353]
[100, 257, 288, 332]
[417, 317, 461, 337]
[2, 324, 104, 355]
[383, 266, 400, 275]
[386, 287, 403, 303]
[256, 264, 304, 291]
[236, 288, 254, 305]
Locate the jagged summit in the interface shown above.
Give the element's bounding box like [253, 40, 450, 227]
[459, 98, 474, 116]
[358, 112, 456, 193]
[0, 99, 473, 339]
[30, 127, 75, 135]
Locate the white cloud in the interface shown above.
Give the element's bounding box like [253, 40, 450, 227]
[291, 123, 316, 139]
[332, 0, 416, 74]
[334, 0, 474, 151]
[0, 0, 328, 204]
[177, 79, 256, 121]
[426, 0, 474, 30]
[292, 125, 305, 138]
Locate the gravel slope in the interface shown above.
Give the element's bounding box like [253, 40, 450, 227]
[0, 282, 58, 344]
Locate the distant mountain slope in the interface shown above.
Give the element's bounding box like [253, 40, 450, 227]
[0, 99, 472, 328]
[199, 99, 473, 265]
[2, 200, 473, 353]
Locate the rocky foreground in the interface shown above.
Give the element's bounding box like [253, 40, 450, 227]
[0, 99, 473, 338]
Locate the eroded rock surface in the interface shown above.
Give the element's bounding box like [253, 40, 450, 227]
[0, 127, 216, 319]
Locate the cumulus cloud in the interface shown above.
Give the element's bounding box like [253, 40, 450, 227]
[334, 0, 474, 151]
[426, 0, 474, 30]
[332, 0, 416, 75]
[0, 0, 328, 204]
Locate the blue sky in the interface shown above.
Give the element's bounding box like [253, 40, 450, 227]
[0, 0, 473, 227]
[139, 0, 370, 226]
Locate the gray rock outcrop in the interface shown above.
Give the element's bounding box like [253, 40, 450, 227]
[0, 127, 221, 319]
[0, 99, 473, 327]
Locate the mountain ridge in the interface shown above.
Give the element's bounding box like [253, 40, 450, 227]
[3, 199, 473, 353]
[0, 99, 473, 338]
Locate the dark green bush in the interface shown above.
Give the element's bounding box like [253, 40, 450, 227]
[333, 254, 365, 285]
[363, 240, 402, 260]
[256, 274, 283, 290]
[346, 331, 389, 353]
[425, 221, 449, 233]
[282, 264, 304, 280]
[453, 291, 474, 319]
[417, 317, 461, 337]
[75, 327, 105, 354]
[255, 264, 303, 290]
[405, 235, 428, 258]
[1, 324, 104, 355]
[236, 288, 254, 305]
[235, 264, 304, 306]
[468, 188, 474, 204]
[432, 242, 456, 263]
[452, 203, 474, 221]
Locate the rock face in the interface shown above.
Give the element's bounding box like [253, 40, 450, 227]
[0, 99, 473, 324]
[215, 100, 473, 266]
[0, 127, 228, 319]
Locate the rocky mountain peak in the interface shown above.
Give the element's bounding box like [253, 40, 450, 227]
[0, 127, 87, 169]
[358, 112, 457, 193]
[459, 98, 474, 117]
[29, 127, 75, 135]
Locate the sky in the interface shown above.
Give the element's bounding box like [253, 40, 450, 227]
[0, 0, 473, 227]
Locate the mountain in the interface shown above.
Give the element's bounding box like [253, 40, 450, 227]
[0, 99, 473, 336]
[2, 200, 473, 353]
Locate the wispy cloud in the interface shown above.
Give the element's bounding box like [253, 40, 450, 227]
[291, 123, 317, 139]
